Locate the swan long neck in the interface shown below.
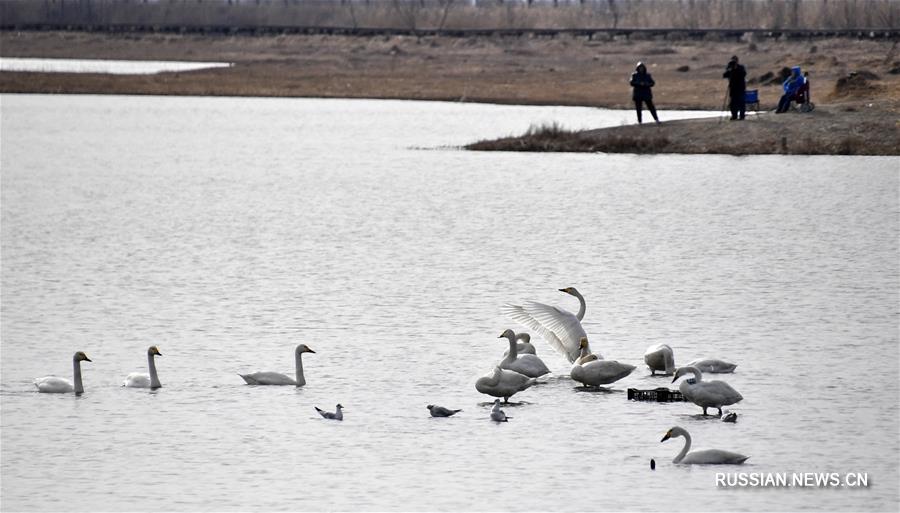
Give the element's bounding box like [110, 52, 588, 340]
[573, 289, 586, 321]
[673, 428, 692, 463]
[685, 366, 702, 382]
[295, 351, 306, 386]
[73, 358, 84, 395]
[505, 334, 518, 360]
[664, 349, 675, 374]
[148, 352, 161, 389]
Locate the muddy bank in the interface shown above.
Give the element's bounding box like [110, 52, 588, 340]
[466, 106, 900, 156]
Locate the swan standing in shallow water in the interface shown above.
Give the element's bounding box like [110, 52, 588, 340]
[124, 346, 163, 389]
[34, 352, 92, 394]
[503, 333, 536, 357]
[503, 287, 600, 363]
[661, 426, 748, 464]
[672, 366, 742, 415]
[685, 358, 737, 374]
[644, 343, 675, 376]
[475, 366, 535, 402]
[240, 344, 316, 386]
[570, 338, 635, 387]
[498, 329, 550, 378]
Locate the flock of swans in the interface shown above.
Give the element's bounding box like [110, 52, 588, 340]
[33, 286, 748, 464]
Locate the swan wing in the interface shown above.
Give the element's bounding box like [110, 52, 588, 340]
[34, 376, 74, 394]
[240, 372, 296, 386]
[692, 381, 743, 407]
[681, 449, 748, 465]
[124, 372, 151, 388]
[502, 302, 587, 363]
[573, 359, 635, 385]
[686, 359, 737, 373]
[500, 354, 550, 378]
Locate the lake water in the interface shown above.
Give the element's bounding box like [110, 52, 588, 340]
[0, 57, 231, 74]
[1, 94, 898, 512]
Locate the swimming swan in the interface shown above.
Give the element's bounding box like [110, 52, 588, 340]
[661, 426, 748, 464]
[644, 343, 675, 376]
[498, 329, 550, 378]
[503, 333, 536, 357]
[475, 366, 535, 402]
[34, 351, 92, 394]
[502, 287, 599, 363]
[124, 346, 163, 389]
[240, 344, 316, 386]
[570, 338, 635, 387]
[672, 366, 742, 415]
[685, 358, 737, 373]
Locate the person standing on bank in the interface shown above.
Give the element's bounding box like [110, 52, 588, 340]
[630, 61, 659, 124]
[722, 55, 747, 120]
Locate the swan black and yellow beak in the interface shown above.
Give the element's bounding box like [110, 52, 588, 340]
[307, 348, 316, 353]
[671, 375, 679, 383]
[661, 432, 671, 442]
[84, 356, 92, 362]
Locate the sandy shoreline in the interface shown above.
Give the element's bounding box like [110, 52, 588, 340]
[2, 30, 898, 155]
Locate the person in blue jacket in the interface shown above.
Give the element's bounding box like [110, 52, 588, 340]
[630, 62, 659, 124]
[776, 66, 805, 113]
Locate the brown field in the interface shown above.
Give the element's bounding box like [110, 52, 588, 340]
[1, 30, 898, 154]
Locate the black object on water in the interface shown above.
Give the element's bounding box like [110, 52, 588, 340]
[650, 458, 656, 470]
[627, 387, 686, 402]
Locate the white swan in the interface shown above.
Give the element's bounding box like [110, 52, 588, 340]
[34, 351, 92, 394]
[240, 344, 315, 386]
[570, 338, 635, 387]
[503, 287, 600, 363]
[502, 332, 536, 357]
[672, 366, 743, 416]
[498, 329, 550, 378]
[124, 346, 163, 389]
[644, 343, 675, 376]
[661, 426, 748, 464]
[475, 366, 536, 402]
[685, 358, 737, 373]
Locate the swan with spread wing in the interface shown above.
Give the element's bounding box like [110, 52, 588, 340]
[502, 287, 600, 363]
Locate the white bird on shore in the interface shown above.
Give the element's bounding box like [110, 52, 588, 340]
[124, 345, 163, 389]
[685, 358, 737, 374]
[34, 352, 92, 394]
[475, 366, 535, 402]
[503, 287, 600, 363]
[490, 399, 509, 422]
[570, 338, 635, 387]
[644, 343, 675, 376]
[661, 426, 748, 464]
[498, 329, 550, 378]
[315, 404, 344, 421]
[239, 344, 315, 386]
[502, 332, 536, 357]
[672, 366, 742, 416]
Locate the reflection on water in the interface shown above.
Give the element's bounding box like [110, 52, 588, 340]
[1, 95, 897, 512]
[0, 57, 231, 74]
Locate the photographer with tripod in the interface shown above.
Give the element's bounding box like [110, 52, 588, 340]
[722, 55, 747, 121]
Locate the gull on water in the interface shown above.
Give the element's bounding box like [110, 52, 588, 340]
[427, 405, 462, 417]
[490, 399, 509, 422]
[315, 404, 344, 421]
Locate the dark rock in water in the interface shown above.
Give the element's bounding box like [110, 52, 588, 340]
[676, 65, 690, 72]
[650, 458, 656, 470]
[722, 412, 738, 423]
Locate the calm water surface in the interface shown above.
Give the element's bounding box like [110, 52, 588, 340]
[0, 57, 231, 74]
[1, 95, 898, 512]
